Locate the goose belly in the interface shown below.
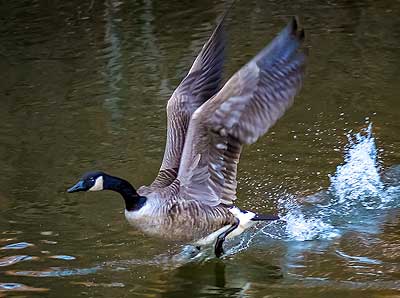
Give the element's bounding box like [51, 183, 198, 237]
[124, 200, 235, 242]
[124, 204, 167, 238]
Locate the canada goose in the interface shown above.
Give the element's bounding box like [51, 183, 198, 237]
[68, 16, 306, 257]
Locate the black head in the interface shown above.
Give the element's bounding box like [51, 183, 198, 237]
[67, 171, 144, 211]
[67, 171, 106, 193]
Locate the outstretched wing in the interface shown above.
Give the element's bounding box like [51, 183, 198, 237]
[149, 15, 226, 189]
[177, 18, 306, 206]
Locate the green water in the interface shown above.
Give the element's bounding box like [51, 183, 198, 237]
[0, 0, 399, 297]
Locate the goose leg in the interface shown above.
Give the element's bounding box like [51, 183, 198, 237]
[215, 220, 239, 258]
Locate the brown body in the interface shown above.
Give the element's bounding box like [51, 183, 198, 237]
[127, 187, 236, 242]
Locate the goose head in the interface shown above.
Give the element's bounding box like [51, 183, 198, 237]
[67, 171, 145, 211]
[67, 171, 106, 193]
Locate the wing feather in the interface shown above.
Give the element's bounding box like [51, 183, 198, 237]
[149, 15, 226, 189]
[178, 18, 306, 206]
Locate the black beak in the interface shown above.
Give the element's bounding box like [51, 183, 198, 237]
[67, 180, 86, 193]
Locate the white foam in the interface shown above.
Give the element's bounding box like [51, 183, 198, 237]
[329, 123, 385, 208]
[278, 195, 339, 241]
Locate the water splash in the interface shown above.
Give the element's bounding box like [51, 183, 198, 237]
[329, 123, 385, 207]
[278, 195, 339, 241]
[269, 123, 398, 242]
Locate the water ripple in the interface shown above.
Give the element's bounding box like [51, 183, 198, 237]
[335, 250, 382, 265]
[71, 281, 125, 288]
[0, 283, 48, 292]
[0, 255, 36, 267]
[1, 242, 34, 250]
[6, 266, 100, 277]
[49, 255, 76, 260]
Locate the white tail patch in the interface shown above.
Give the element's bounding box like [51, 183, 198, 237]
[228, 207, 257, 238]
[89, 176, 104, 191]
[195, 207, 257, 247]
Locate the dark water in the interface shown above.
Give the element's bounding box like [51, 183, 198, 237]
[1, 0, 399, 297]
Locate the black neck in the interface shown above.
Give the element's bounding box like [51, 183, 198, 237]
[104, 175, 146, 211]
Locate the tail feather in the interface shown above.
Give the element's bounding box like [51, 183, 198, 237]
[251, 213, 280, 221]
[225, 207, 280, 240]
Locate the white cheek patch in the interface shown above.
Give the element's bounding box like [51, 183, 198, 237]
[89, 176, 104, 191]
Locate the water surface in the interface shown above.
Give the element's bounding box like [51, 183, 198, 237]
[0, 0, 399, 297]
